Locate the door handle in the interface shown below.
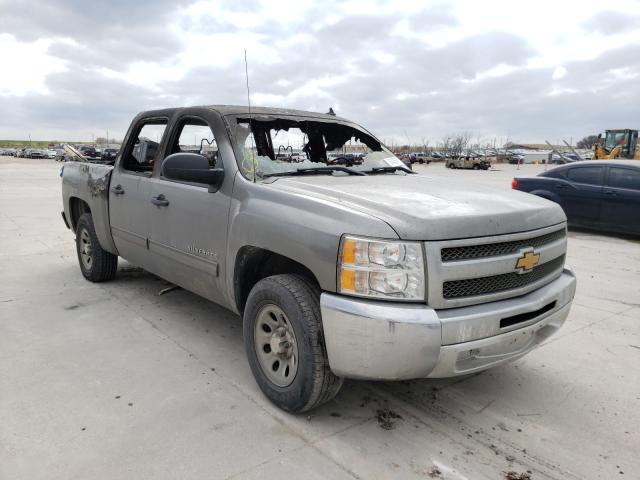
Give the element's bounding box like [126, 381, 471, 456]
[604, 189, 617, 196]
[151, 194, 170, 207]
[111, 185, 125, 195]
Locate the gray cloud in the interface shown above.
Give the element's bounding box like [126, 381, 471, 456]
[0, 1, 639, 144]
[583, 10, 640, 35]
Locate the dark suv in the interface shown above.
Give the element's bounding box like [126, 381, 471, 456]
[101, 148, 119, 163]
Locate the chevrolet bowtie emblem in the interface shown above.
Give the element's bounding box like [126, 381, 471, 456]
[515, 250, 540, 273]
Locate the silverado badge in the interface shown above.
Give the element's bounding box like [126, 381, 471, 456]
[515, 250, 540, 274]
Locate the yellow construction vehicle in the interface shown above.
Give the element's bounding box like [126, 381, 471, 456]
[594, 129, 640, 159]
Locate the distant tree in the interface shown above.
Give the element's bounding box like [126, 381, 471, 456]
[576, 135, 599, 149]
[450, 132, 472, 158]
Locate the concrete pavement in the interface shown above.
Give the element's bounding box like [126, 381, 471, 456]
[1, 158, 638, 479]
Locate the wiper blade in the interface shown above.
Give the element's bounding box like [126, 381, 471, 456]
[362, 166, 414, 174]
[263, 166, 366, 178]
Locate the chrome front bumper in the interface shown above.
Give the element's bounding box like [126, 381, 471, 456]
[320, 269, 576, 380]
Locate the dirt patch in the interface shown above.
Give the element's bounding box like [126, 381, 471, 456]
[504, 471, 532, 480]
[427, 465, 442, 477]
[376, 408, 402, 430]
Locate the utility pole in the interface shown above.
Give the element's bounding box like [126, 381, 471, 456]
[106, 130, 109, 149]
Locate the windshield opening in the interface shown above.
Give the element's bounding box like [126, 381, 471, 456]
[232, 118, 406, 180]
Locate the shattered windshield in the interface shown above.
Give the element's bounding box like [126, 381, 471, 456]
[231, 117, 406, 180]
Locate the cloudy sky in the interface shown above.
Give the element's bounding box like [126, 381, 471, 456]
[1, 0, 639, 145]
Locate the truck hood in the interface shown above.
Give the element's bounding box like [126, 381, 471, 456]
[271, 174, 566, 240]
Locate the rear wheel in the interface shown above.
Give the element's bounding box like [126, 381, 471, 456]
[75, 213, 118, 282]
[243, 274, 343, 412]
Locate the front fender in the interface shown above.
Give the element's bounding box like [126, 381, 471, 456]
[226, 174, 398, 302]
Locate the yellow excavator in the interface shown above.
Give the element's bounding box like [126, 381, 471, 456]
[594, 129, 640, 159]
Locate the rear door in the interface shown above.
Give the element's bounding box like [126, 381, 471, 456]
[600, 166, 640, 234]
[559, 166, 605, 226]
[146, 114, 231, 305]
[109, 118, 168, 269]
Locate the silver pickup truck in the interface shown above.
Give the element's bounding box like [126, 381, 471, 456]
[61, 105, 576, 412]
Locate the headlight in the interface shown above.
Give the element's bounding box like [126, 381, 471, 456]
[338, 235, 425, 301]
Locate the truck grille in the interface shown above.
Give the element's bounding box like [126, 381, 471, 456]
[424, 225, 568, 309]
[441, 229, 566, 262]
[443, 255, 565, 299]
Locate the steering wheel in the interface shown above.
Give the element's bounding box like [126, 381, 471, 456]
[327, 156, 354, 167]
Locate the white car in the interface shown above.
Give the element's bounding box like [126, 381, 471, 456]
[46, 150, 57, 159]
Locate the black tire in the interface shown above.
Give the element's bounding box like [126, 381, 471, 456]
[243, 274, 343, 412]
[75, 213, 117, 282]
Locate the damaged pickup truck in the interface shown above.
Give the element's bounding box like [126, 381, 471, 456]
[61, 106, 576, 412]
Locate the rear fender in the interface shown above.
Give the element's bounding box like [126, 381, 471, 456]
[62, 162, 118, 255]
[530, 190, 560, 204]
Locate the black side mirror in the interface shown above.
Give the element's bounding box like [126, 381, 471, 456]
[161, 153, 224, 192]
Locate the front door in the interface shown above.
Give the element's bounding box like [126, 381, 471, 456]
[600, 166, 640, 234]
[146, 116, 231, 304]
[110, 118, 169, 269]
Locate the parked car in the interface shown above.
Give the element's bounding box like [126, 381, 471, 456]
[551, 153, 581, 165]
[512, 160, 640, 235]
[101, 148, 119, 163]
[54, 149, 71, 162]
[27, 149, 46, 159]
[61, 105, 575, 413]
[79, 146, 101, 160]
[415, 153, 431, 164]
[327, 153, 365, 167]
[46, 150, 57, 159]
[397, 153, 413, 168]
[509, 154, 525, 164]
[446, 157, 491, 170]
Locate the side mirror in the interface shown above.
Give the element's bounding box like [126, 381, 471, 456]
[161, 153, 224, 192]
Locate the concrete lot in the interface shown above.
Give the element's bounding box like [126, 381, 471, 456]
[1, 157, 638, 480]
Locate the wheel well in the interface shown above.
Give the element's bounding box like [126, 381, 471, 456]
[234, 246, 320, 315]
[69, 197, 91, 232]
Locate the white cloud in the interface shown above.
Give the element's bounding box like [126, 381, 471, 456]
[552, 66, 567, 80]
[0, 34, 69, 96]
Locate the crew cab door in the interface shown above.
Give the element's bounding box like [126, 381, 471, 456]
[600, 166, 640, 234]
[109, 118, 168, 269]
[559, 165, 604, 225]
[146, 115, 231, 305]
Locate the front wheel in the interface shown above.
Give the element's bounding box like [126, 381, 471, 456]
[243, 274, 343, 412]
[75, 213, 118, 282]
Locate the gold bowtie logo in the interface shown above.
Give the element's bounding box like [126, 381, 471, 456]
[516, 250, 540, 273]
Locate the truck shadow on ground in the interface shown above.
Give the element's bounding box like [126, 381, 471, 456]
[107, 265, 572, 421]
